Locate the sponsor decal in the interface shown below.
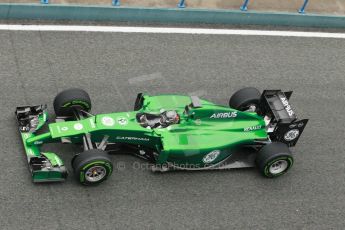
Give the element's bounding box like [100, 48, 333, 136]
[101, 116, 115, 127]
[63, 100, 90, 109]
[74, 123, 83, 130]
[210, 112, 237, 119]
[284, 129, 300, 141]
[117, 117, 128, 126]
[279, 96, 294, 117]
[34, 141, 43, 145]
[116, 136, 150, 142]
[203, 150, 221, 163]
[244, 125, 262, 132]
[61, 126, 68, 131]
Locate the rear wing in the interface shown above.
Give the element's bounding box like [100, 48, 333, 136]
[259, 90, 308, 147]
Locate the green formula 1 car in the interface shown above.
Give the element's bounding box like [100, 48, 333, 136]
[15, 87, 308, 185]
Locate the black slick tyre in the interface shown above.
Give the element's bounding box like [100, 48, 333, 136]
[255, 142, 293, 178]
[229, 87, 261, 111]
[53, 88, 91, 116]
[72, 149, 113, 185]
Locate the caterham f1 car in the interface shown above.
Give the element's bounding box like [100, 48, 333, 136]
[15, 87, 308, 185]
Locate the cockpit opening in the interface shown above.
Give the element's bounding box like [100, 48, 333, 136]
[136, 110, 180, 129]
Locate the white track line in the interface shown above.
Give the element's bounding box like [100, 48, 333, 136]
[0, 24, 345, 38]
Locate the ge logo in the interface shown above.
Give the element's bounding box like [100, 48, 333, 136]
[284, 129, 300, 141]
[117, 117, 128, 126]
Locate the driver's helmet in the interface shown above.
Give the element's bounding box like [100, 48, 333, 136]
[164, 110, 179, 124]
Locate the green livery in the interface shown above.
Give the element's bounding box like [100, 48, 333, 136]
[15, 88, 308, 185]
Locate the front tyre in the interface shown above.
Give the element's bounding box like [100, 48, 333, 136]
[53, 88, 91, 117]
[255, 142, 293, 178]
[72, 149, 113, 185]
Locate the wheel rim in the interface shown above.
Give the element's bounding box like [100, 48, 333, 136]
[269, 160, 288, 175]
[85, 165, 107, 182]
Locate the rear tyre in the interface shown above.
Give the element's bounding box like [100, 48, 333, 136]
[255, 142, 293, 178]
[229, 87, 261, 111]
[53, 88, 91, 117]
[72, 149, 113, 185]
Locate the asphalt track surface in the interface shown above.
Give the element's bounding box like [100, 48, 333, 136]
[0, 28, 345, 230]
